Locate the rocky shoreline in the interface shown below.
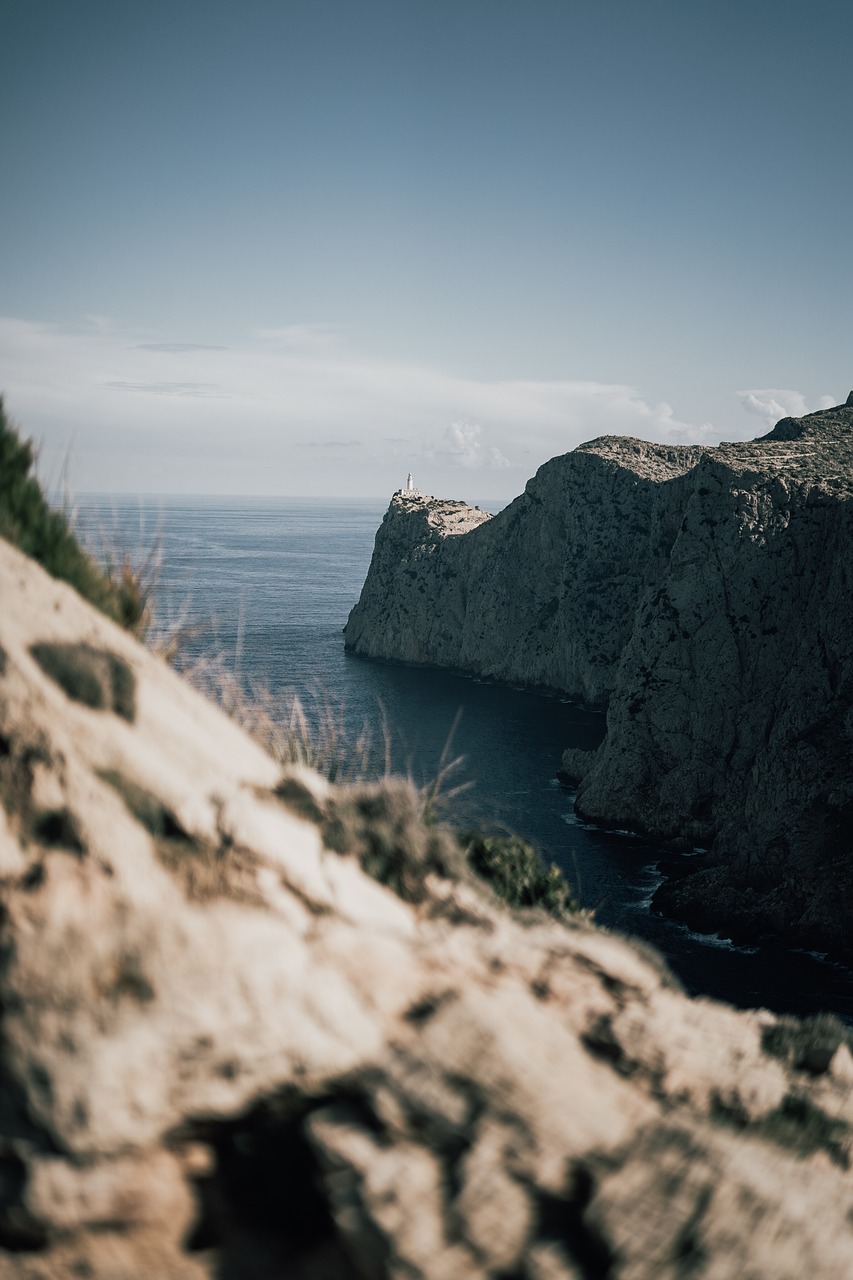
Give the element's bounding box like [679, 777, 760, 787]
[346, 400, 853, 961]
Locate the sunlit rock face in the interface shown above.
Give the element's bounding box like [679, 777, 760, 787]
[3, 537, 853, 1277]
[347, 403, 853, 957]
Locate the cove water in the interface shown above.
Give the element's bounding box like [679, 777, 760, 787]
[74, 494, 853, 1024]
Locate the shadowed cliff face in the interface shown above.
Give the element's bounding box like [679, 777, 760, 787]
[345, 405, 853, 958]
[345, 442, 703, 705]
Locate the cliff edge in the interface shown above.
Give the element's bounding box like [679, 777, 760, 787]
[345, 402, 853, 958]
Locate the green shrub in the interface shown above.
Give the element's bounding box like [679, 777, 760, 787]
[0, 398, 146, 630]
[463, 832, 579, 920]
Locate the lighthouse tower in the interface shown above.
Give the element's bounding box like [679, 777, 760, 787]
[405, 473, 415, 492]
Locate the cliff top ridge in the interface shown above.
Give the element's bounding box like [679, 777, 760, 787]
[389, 488, 492, 535]
[566, 400, 853, 494]
[382, 402, 853, 532]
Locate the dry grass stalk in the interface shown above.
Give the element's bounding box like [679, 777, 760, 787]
[181, 652, 374, 783]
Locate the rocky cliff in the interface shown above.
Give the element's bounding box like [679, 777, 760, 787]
[4, 537, 853, 1277]
[345, 402, 853, 959]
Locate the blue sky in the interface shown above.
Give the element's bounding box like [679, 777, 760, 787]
[2, 0, 851, 497]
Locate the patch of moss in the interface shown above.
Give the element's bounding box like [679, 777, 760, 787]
[0, 725, 88, 860]
[275, 774, 325, 825]
[30, 808, 85, 855]
[761, 1014, 851, 1076]
[98, 769, 186, 838]
[101, 956, 156, 1005]
[757, 1093, 850, 1168]
[320, 779, 467, 904]
[0, 399, 146, 630]
[463, 832, 579, 921]
[155, 838, 264, 905]
[30, 643, 136, 722]
[99, 768, 263, 905]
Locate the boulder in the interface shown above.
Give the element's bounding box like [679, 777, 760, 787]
[2, 538, 853, 1277]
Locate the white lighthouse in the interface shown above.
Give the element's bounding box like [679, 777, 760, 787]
[405, 472, 415, 492]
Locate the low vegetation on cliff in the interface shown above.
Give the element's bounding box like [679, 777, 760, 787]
[463, 831, 579, 919]
[0, 398, 150, 632]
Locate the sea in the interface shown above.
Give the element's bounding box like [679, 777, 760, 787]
[72, 493, 853, 1024]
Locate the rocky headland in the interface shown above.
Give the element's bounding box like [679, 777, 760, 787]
[345, 400, 853, 960]
[3, 460, 853, 1274]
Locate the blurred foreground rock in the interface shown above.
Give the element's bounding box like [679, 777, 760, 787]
[1, 539, 853, 1278]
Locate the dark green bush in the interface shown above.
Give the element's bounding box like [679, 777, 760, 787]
[0, 398, 146, 630]
[463, 832, 579, 920]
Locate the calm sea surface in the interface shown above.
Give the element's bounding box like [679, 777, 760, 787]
[74, 494, 853, 1023]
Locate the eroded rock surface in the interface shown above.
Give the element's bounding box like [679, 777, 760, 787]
[2, 538, 853, 1277]
[345, 404, 853, 957]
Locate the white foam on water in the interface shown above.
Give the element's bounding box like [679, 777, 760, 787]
[622, 864, 761, 954]
[560, 812, 598, 830]
[671, 921, 760, 955]
[622, 862, 664, 911]
[790, 946, 853, 973]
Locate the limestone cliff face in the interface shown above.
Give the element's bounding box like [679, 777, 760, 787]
[4, 536, 853, 1277]
[346, 442, 702, 704]
[346, 404, 853, 957]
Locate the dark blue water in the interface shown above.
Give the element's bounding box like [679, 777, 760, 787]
[73, 494, 853, 1023]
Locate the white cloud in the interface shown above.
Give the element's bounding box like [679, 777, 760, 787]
[106, 380, 228, 398]
[0, 314, 725, 496]
[84, 314, 116, 333]
[423, 420, 512, 470]
[738, 388, 837, 427]
[257, 323, 342, 349]
[134, 343, 227, 354]
[297, 439, 362, 449]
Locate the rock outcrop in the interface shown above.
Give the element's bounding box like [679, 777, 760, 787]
[345, 403, 853, 958]
[346, 449, 702, 704]
[3, 537, 853, 1276]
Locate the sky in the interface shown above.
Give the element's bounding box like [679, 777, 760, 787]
[2, 0, 851, 499]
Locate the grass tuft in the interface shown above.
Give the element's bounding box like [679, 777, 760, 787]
[0, 399, 152, 632]
[183, 654, 374, 783]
